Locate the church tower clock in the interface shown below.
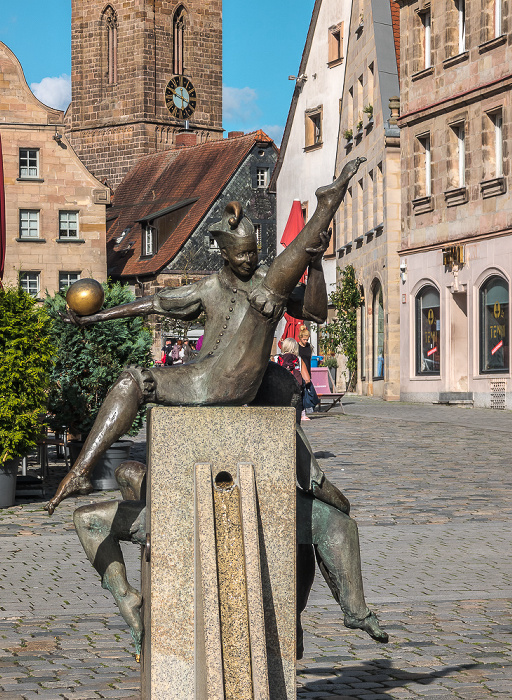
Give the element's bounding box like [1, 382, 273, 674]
[67, 1, 223, 189]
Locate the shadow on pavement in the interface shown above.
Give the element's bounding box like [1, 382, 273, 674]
[299, 659, 478, 696]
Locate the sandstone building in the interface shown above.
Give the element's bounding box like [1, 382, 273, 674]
[398, 0, 512, 408]
[0, 42, 109, 297]
[335, 0, 401, 400]
[66, 1, 223, 189]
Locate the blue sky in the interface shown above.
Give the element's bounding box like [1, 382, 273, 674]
[0, 0, 315, 145]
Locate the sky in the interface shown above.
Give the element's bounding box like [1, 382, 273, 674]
[0, 0, 315, 145]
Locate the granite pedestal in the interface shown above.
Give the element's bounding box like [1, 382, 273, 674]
[142, 406, 296, 700]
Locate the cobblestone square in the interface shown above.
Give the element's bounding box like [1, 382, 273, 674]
[1, 397, 511, 698]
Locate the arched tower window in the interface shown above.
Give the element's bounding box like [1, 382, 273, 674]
[103, 5, 118, 85]
[173, 6, 187, 75]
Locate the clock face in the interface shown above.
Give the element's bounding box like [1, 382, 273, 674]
[165, 75, 197, 120]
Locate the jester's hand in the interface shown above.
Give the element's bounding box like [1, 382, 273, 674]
[306, 230, 332, 265]
[58, 308, 99, 327]
[248, 284, 287, 321]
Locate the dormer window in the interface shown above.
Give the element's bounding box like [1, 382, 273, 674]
[144, 224, 157, 256]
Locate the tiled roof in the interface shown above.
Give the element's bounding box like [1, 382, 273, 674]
[107, 131, 275, 278]
[390, 0, 400, 81]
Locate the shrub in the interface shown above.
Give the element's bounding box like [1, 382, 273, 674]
[45, 282, 154, 437]
[0, 286, 54, 465]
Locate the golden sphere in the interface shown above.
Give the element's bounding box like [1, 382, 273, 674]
[66, 279, 105, 316]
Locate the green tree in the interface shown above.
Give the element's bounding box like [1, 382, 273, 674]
[45, 282, 154, 437]
[0, 286, 54, 465]
[319, 265, 361, 388]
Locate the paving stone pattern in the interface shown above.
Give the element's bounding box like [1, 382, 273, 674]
[1, 397, 511, 698]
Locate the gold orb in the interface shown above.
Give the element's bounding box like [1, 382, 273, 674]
[66, 279, 105, 316]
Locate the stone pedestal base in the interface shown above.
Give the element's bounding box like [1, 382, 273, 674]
[142, 406, 296, 699]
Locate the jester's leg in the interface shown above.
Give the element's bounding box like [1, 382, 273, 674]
[311, 496, 388, 643]
[73, 500, 146, 655]
[296, 544, 316, 660]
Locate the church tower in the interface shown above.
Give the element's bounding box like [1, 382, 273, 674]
[67, 1, 223, 188]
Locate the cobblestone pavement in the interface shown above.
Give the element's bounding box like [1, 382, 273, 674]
[1, 397, 511, 698]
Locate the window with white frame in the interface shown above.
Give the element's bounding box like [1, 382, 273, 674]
[59, 211, 79, 239]
[493, 111, 503, 177]
[19, 149, 39, 178]
[19, 210, 40, 238]
[495, 0, 502, 37]
[422, 9, 431, 68]
[19, 272, 40, 297]
[418, 134, 432, 197]
[144, 224, 156, 256]
[256, 168, 269, 189]
[59, 272, 81, 293]
[457, 0, 466, 53]
[209, 236, 219, 250]
[254, 223, 262, 251]
[451, 122, 466, 187]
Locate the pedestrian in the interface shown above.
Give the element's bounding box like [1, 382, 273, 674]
[161, 339, 174, 366]
[171, 339, 182, 364]
[278, 337, 312, 421]
[298, 326, 318, 414]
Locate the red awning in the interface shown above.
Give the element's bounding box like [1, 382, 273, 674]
[280, 199, 304, 247]
[0, 133, 5, 282]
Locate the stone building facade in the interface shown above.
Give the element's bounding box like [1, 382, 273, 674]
[0, 42, 109, 297]
[335, 0, 401, 400]
[398, 0, 512, 408]
[66, 0, 223, 189]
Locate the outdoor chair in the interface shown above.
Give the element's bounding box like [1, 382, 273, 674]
[310, 367, 345, 413]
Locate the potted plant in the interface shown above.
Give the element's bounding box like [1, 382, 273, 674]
[343, 128, 353, 144]
[356, 118, 364, 137]
[0, 286, 54, 507]
[363, 104, 374, 125]
[45, 282, 153, 490]
[323, 355, 339, 386]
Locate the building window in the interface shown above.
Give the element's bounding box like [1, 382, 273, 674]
[144, 224, 157, 256]
[19, 148, 39, 178]
[19, 210, 39, 239]
[416, 286, 441, 375]
[448, 122, 465, 188]
[103, 5, 118, 85]
[256, 168, 269, 189]
[416, 134, 432, 197]
[328, 23, 343, 64]
[254, 223, 262, 251]
[373, 284, 384, 379]
[173, 5, 187, 75]
[479, 275, 509, 373]
[492, 111, 503, 177]
[422, 9, 432, 68]
[457, 0, 466, 53]
[59, 272, 81, 293]
[360, 292, 366, 380]
[19, 272, 40, 297]
[495, 0, 503, 37]
[209, 236, 219, 250]
[305, 108, 323, 149]
[59, 211, 79, 239]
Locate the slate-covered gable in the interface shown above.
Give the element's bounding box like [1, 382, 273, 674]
[107, 131, 278, 280]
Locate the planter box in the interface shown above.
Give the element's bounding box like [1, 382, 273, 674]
[68, 440, 133, 490]
[0, 458, 19, 508]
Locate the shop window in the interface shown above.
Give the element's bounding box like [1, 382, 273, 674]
[328, 23, 344, 65]
[19, 148, 39, 179]
[479, 275, 509, 373]
[19, 210, 40, 239]
[415, 285, 441, 375]
[19, 272, 40, 297]
[59, 211, 79, 239]
[373, 284, 384, 379]
[305, 107, 323, 149]
[59, 272, 81, 293]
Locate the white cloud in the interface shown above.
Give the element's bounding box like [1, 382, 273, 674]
[223, 85, 260, 124]
[30, 75, 71, 112]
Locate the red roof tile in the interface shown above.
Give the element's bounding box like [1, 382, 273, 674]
[390, 0, 400, 82]
[107, 131, 276, 278]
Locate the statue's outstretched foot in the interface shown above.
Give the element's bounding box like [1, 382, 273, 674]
[116, 587, 144, 655]
[344, 610, 388, 643]
[315, 157, 366, 210]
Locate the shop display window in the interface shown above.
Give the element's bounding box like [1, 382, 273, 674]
[479, 275, 509, 373]
[415, 286, 441, 375]
[373, 284, 384, 379]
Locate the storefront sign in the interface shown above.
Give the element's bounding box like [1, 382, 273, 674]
[427, 346, 437, 357]
[492, 340, 503, 355]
